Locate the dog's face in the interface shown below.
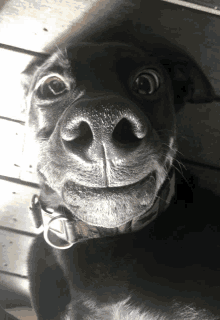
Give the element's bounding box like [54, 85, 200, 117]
[25, 42, 195, 228]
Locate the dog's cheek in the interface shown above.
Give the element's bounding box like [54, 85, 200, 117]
[29, 103, 63, 139]
[137, 94, 176, 152]
[141, 93, 176, 171]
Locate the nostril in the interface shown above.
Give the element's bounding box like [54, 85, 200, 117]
[113, 118, 142, 145]
[74, 121, 93, 146]
[62, 121, 93, 146]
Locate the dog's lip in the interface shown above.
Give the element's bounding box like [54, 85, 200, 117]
[47, 170, 156, 225]
[38, 167, 156, 192]
[38, 169, 157, 228]
[65, 170, 156, 193]
[63, 170, 157, 228]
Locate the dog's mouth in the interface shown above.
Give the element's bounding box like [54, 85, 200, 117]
[37, 168, 174, 249]
[38, 162, 170, 228]
[65, 170, 156, 194]
[62, 170, 158, 228]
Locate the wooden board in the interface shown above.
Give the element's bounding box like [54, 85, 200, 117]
[6, 307, 37, 320]
[162, 0, 220, 14]
[0, 274, 30, 305]
[0, 48, 33, 122]
[0, 179, 40, 305]
[0, 117, 38, 182]
[0, 0, 126, 53]
[0, 119, 24, 179]
[0, 230, 34, 275]
[0, 179, 40, 233]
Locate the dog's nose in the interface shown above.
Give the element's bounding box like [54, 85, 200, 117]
[60, 96, 149, 161]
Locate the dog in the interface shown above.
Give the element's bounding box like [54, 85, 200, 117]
[18, 42, 220, 319]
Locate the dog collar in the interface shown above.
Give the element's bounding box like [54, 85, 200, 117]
[29, 195, 76, 249]
[29, 168, 175, 250]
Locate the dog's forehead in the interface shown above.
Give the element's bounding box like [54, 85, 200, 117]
[67, 42, 146, 59]
[47, 43, 158, 71]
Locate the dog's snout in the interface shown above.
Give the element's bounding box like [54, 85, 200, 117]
[60, 96, 149, 161]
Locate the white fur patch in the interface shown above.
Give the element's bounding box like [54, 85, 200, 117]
[85, 297, 218, 320]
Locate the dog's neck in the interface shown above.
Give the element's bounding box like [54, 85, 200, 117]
[30, 168, 175, 249]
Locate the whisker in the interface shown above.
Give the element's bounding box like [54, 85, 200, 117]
[162, 142, 185, 157]
[174, 159, 186, 174]
[159, 147, 190, 190]
[175, 149, 185, 157]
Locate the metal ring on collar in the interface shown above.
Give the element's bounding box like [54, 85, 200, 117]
[43, 215, 75, 250]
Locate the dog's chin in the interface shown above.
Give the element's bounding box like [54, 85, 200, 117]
[62, 172, 157, 228]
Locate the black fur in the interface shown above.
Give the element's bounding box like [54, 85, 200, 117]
[28, 173, 220, 319]
[23, 43, 219, 319]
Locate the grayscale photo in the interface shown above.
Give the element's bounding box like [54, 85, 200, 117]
[0, 0, 220, 319]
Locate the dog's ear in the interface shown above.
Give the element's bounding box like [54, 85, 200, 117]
[160, 57, 215, 111]
[150, 45, 215, 111]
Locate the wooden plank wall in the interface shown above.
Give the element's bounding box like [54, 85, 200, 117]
[0, 0, 219, 312]
[0, 47, 40, 306]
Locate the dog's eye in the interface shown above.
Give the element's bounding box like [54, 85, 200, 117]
[132, 69, 160, 95]
[39, 76, 68, 97]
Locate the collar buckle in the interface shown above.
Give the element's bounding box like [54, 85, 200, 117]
[29, 196, 75, 250]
